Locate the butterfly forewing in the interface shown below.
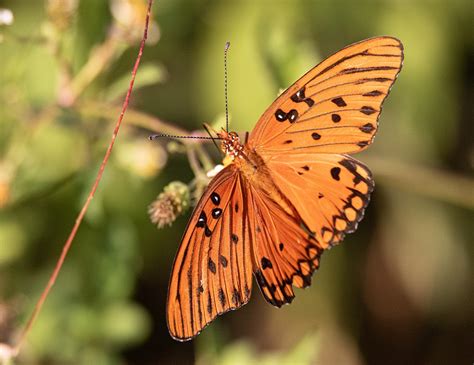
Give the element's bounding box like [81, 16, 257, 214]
[167, 166, 253, 341]
[248, 36, 403, 154]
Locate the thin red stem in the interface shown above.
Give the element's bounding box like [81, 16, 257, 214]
[12, 0, 154, 355]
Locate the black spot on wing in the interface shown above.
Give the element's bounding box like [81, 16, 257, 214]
[363, 90, 383, 97]
[287, 109, 298, 123]
[218, 289, 226, 306]
[261, 257, 273, 270]
[360, 123, 375, 133]
[356, 77, 393, 84]
[232, 288, 241, 306]
[208, 258, 216, 274]
[197, 211, 207, 228]
[207, 292, 212, 315]
[219, 255, 228, 268]
[360, 106, 377, 115]
[290, 87, 314, 107]
[275, 109, 287, 122]
[331, 97, 347, 107]
[211, 208, 222, 219]
[330, 167, 341, 181]
[340, 66, 398, 75]
[210, 192, 221, 205]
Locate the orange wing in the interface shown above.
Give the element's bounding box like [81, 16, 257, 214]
[248, 36, 403, 154]
[167, 166, 253, 341]
[265, 153, 373, 248]
[246, 183, 324, 307]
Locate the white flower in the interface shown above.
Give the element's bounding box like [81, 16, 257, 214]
[0, 9, 13, 26]
[207, 164, 224, 178]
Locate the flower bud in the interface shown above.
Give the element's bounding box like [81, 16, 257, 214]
[148, 181, 190, 228]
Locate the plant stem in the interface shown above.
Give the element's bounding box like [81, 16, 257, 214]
[9, 0, 155, 357]
[365, 156, 474, 209]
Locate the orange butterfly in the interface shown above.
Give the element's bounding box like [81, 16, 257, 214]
[167, 36, 403, 341]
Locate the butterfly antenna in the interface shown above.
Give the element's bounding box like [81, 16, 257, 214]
[224, 41, 230, 132]
[202, 123, 222, 153]
[149, 134, 217, 141]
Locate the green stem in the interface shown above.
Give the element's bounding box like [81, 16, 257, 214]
[195, 144, 215, 172]
[186, 146, 205, 180]
[365, 156, 474, 209]
[77, 102, 193, 141]
[69, 37, 126, 104]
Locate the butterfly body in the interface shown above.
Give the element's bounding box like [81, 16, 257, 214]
[167, 36, 404, 341]
[219, 129, 296, 217]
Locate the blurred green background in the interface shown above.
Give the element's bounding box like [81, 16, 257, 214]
[0, 0, 472, 364]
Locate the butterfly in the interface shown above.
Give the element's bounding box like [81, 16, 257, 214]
[167, 36, 403, 341]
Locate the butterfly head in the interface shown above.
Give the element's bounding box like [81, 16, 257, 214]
[218, 130, 243, 159]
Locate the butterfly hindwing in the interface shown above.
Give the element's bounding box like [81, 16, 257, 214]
[247, 184, 324, 307]
[167, 166, 253, 341]
[266, 153, 373, 248]
[248, 36, 403, 154]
